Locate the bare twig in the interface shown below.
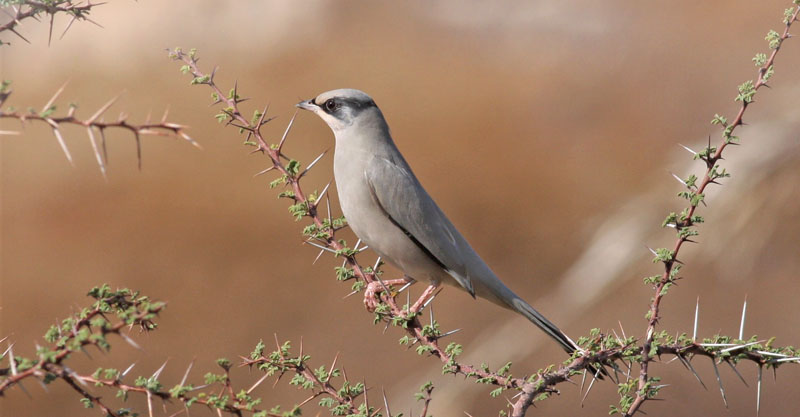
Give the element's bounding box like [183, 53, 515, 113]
[0, 85, 198, 171]
[0, 0, 103, 46]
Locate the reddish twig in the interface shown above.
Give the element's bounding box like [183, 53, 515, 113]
[0, 85, 198, 174]
[626, 5, 800, 416]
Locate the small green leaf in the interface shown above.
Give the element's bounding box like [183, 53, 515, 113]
[710, 114, 728, 126]
[286, 159, 301, 177]
[784, 8, 795, 24]
[766, 29, 782, 49]
[190, 75, 210, 85]
[734, 80, 756, 103]
[763, 65, 775, 83]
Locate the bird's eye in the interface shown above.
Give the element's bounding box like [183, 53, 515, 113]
[324, 99, 338, 112]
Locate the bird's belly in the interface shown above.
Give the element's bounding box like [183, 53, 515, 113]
[337, 183, 445, 284]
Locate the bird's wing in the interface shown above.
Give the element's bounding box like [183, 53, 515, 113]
[366, 156, 586, 358]
[365, 155, 476, 295]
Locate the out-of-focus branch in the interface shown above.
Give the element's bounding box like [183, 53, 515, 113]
[79, 338, 377, 417]
[0, 285, 163, 415]
[0, 0, 103, 46]
[1, 285, 422, 417]
[0, 81, 198, 176]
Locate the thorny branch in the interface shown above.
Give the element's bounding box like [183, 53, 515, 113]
[0, 285, 163, 414]
[0, 82, 198, 176]
[0, 286, 411, 417]
[0, 0, 103, 46]
[77, 338, 378, 417]
[169, 48, 621, 416]
[3, 2, 798, 416]
[170, 3, 800, 414]
[627, 4, 800, 417]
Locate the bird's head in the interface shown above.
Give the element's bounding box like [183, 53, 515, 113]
[296, 89, 384, 134]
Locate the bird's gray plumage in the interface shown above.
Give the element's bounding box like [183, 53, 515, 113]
[297, 89, 580, 355]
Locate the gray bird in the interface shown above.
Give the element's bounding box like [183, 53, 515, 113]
[297, 89, 581, 355]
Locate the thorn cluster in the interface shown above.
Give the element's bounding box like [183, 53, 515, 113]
[0, 0, 105, 47]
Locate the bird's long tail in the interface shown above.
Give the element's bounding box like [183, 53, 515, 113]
[474, 277, 605, 378]
[475, 276, 579, 353]
[507, 296, 579, 354]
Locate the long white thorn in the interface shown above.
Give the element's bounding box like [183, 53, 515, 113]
[326, 194, 332, 223]
[88, 94, 121, 124]
[121, 362, 136, 378]
[719, 341, 761, 353]
[42, 81, 68, 114]
[580, 372, 597, 406]
[579, 369, 587, 398]
[756, 366, 763, 417]
[299, 149, 328, 178]
[45, 120, 73, 166]
[151, 359, 168, 379]
[438, 328, 461, 340]
[86, 126, 107, 179]
[739, 296, 747, 340]
[693, 296, 699, 341]
[676, 355, 706, 390]
[671, 172, 687, 187]
[756, 350, 789, 358]
[9, 344, 17, 375]
[382, 388, 392, 417]
[312, 248, 326, 265]
[678, 143, 697, 155]
[119, 332, 141, 350]
[317, 180, 333, 204]
[253, 165, 276, 177]
[277, 111, 298, 152]
[305, 241, 336, 253]
[398, 281, 414, 294]
[147, 391, 154, 417]
[180, 360, 194, 387]
[247, 373, 270, 394]
[711, 360, 728, 408]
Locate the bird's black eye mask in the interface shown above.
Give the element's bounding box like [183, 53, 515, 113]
[315, 97, 376, 116]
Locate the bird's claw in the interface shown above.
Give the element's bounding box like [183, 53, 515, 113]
[363, 281, 385, 312]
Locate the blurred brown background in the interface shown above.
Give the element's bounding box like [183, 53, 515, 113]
[2, 1, 800, 416]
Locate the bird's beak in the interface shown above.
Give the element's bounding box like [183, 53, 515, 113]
[296, 99, 317, 111]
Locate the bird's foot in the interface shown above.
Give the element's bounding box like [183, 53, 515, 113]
[363, 281, 384, 312]
[363, 277, 414, 312]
